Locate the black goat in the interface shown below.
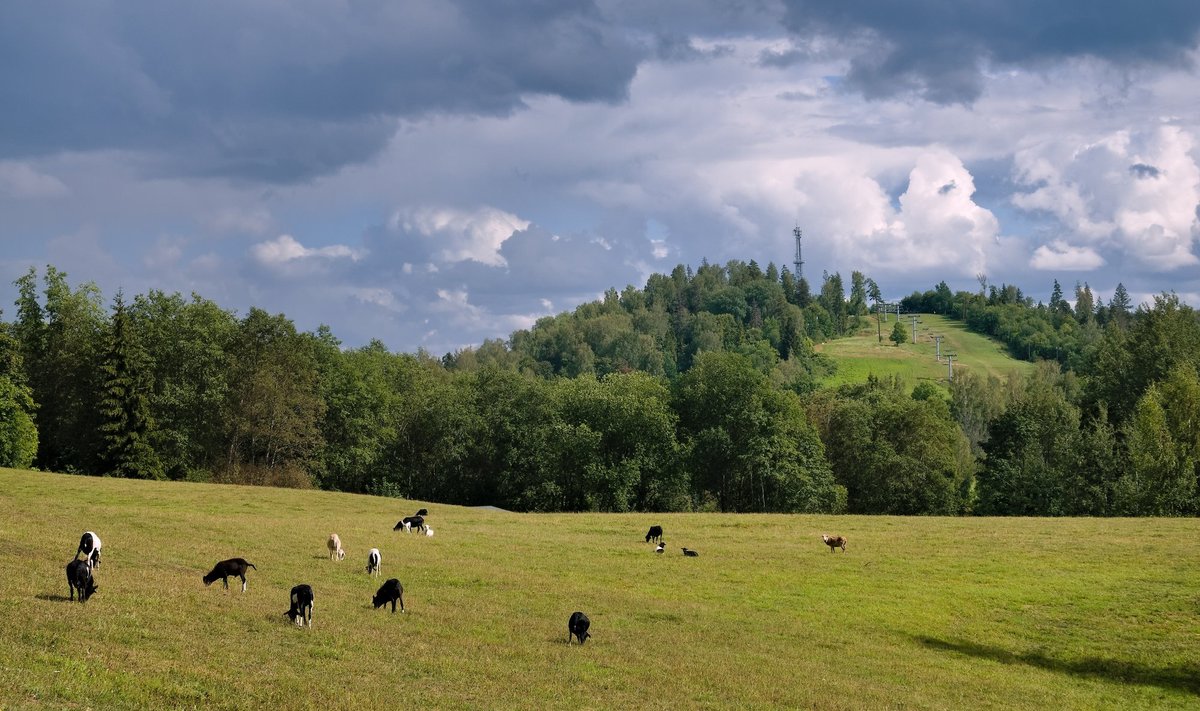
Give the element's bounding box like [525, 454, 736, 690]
[66, 559, 98, 603]
[568, 611, 591, 644]
[682, 547, 699, 557]
[285, 584, 314, 627]
[645, 525, 663, 543]
[414, 508, 428, 517]
[203, 558, 257, 592]
[372, 578, 405, 613]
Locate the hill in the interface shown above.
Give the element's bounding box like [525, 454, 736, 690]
[815, 313, 1036, 389]
[2, 469, 1197, 709]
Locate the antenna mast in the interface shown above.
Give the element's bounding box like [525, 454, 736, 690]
[792, 226, 804, 283]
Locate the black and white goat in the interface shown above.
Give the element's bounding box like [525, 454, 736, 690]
[394, 515, 425, 533]
[366, 548, 381, 577]
[567, 611, 591, 644]
[372, 578, 405, 613]
[203, 558, 257, 592]
[66, 559, 98, 603]
[654, 541, 665, 554]
[285, 584, 314, 627]
[75, 531, 102, 567]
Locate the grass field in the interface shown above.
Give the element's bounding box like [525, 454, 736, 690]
[2, 469, 1198, 710]
[815, 313, 1034, 390]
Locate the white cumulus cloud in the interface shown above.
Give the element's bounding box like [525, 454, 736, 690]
[1013, 125, 1200, 270]
[1029, 240, 1106, 271]
[390, 206, 530, 267]
[252, 234, 362, 266]
[803, 150, 1000, 277]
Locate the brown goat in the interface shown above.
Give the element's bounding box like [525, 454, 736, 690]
[821, 534, 847, 553]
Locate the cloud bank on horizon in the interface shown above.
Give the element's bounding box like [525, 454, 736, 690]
[2, 0, 1199, 353]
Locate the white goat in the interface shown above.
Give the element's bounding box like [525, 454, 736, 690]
[327, 533, 346, 561]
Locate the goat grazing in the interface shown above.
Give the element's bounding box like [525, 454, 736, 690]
[366, 548, 381, 577]
[328, 533, 345, 561]
[394, 515, 425, 533]
[66, 559, 98, 603]
[372, 578, 405, 613]
[568, 611, 591, 644]
[645, 525, 663, 543]
[285, 584, 314, 627]
[203, 558, 257, 592]
[682, 547, 699, 557]
[76, 531, 102, 567]
[821, 534, 847, 553]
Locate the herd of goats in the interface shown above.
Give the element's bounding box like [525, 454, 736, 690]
[64, 515, 849, 645]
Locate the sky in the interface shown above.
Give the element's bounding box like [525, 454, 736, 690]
[2, 0, 1199, 353]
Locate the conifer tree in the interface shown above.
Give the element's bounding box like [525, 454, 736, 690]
[1110, 283, 1132, 329]
[98, 292, 163, 479]
[0, 318, 38, 468]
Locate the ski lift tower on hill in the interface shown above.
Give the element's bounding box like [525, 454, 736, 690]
[944, 352, 958, 382]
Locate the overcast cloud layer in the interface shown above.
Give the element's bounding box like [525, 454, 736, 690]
[2, 1, 1199, 353]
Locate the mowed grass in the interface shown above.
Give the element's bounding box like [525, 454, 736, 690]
[816, 314, 1034, 390]
[1, 469, 1198, 710]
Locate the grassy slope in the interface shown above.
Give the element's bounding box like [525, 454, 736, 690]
[1, 469, 1198, 710]
[815, 313, 1034, 389]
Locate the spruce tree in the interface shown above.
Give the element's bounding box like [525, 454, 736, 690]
[1110, 283, 1132, 329]
[98, 292, 163, 479]
[796, 276, 813, 308]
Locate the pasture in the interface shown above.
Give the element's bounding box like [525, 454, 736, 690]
[1, 468, 1197, 709]
[815, 313, 1034, 390]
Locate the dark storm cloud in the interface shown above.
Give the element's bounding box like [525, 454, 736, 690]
[1129, 163, 1162, 179]
[654, 34, 734, 63]
[777, 1, 1200, 103]
[0, 0, 645, 182]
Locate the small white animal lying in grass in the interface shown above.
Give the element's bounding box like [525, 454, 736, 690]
[425, 527, 434, 537]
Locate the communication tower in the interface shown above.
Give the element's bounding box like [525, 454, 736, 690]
[792, 226, 804, 283]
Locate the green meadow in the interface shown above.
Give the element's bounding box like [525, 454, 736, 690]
[815, 313, 1034, 389]
[1, 468, 1197, 709]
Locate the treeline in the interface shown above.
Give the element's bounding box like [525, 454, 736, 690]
[2, 264, 1198, 516]
[903, 279, 1200, 515]
[900, 278, 1130, 369]
[0, 263, 863, 513]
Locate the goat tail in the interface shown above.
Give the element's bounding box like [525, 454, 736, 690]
[247, 562, 257, 570]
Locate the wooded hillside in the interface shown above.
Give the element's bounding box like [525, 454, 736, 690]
[2, 263, 1197, 516]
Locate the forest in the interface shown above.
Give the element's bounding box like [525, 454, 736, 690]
[1, 262, 1198, 516]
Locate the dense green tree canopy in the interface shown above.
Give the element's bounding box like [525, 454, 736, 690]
[5, 264, 1199, 516]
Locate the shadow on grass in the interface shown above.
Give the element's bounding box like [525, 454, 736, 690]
[35, 593, 73, 603]
[915, 635, 1200, 695]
